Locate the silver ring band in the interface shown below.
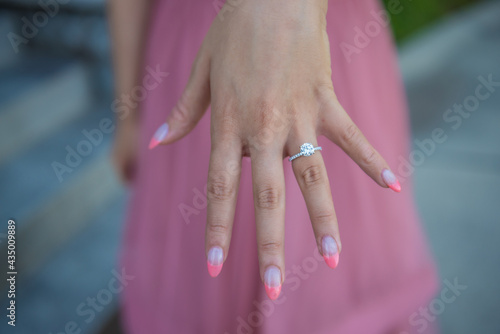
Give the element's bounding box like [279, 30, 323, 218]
[289, 143, 322, 162]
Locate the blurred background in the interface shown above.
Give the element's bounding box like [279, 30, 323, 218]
[0, 0, 498, 333]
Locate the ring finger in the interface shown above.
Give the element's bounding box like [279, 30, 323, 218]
[288, 138, 341, 269]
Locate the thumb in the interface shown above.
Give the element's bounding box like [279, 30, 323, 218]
[149, 50, 211, 149]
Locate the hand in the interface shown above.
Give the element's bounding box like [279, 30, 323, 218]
[149, 0, 401, 299]
[112, 116, 138, 184]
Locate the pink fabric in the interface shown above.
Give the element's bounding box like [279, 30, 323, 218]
[120, 0, 439, 333]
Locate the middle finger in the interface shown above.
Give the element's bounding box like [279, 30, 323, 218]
[251, 148, 286, 301]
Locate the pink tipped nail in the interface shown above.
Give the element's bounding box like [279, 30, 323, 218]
[322, 235, 340, 269]
[207, 261, 223, 277]
[381, 169, 401, 193]
[265, 285, 282, 301]
[323, 253, 340, 269]
[264, 266, 282, 300]
[148, 138, 161, 150]
[207, 247, 223, 277]
[148, 123, 169, 150]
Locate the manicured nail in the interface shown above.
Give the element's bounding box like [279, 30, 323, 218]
[381, 169, 401, 193]
[207, 246, 223, 277]
[264, 265, 282, 300]
[322, 235, 339, 269]
[148, 123, 169, 149]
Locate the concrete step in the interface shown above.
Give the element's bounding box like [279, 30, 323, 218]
[399, 0, 500, 136]
[1, 0, 108, 56]
[0, 107, 117, 224]
[0, 194, 127, 334]
[0, 11, 18, 68]
[0, 3, 125, 333]
[399, 1, 500, 333]
[0, 106, 123, 289]
[1, 0, 105, 11]
[0, 57, 92, 165]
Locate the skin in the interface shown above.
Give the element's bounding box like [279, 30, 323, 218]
[112, 0, 394, 289]
[108, 0, 151, 184]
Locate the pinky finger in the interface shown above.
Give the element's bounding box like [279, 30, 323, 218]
[320, 96, 401, 192]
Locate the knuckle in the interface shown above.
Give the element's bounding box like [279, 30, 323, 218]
[300, 165, 323, 187]
[253, 98, 278, 129]
[212, 107, 239, 141]
[255, 186, 281, 210]
[258, 239, 282, 253]
[361, 147, 378, 167]
[172, 97, 193, 126]
[312, 210, 336, 225]
[214, 126, 237, 144]
[206, 222, 229, 235]
[340, 123, 360, 146]
[255, 97, 275, 114]
[207, 173, 234, 202]
[316, 82, 336, 101]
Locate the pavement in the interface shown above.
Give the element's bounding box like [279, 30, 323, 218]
[400, 1, 500, 333]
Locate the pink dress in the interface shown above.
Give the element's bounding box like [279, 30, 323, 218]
[121, 0, 439, 333]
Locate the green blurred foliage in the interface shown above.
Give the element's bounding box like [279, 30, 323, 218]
[382, 0, 480, 42]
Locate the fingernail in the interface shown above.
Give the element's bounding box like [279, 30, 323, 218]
[381, 169, 401, 193]
[207, 246, 224, 277]
[264, 265, 282, 300]
[322, 235, 340, 269]
[148, 123, 169, 149]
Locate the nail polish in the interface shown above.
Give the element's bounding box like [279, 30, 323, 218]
[148, 123, 169, 150]
[207, 246, 223, 277]
[381, 169, 401, 193]
[264, 265, 282, 300]
[322, 235, 339, 269]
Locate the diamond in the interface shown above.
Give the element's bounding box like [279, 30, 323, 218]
[300, 143, 315, 156]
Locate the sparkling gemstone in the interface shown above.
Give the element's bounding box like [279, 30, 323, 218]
[300, 143, 315, 156]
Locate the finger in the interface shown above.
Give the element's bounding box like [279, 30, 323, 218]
[320, 95, 401, 192]
[252, 149, 285, 300]
[149, 49, 211, 149]
[205, 134, 242, 278]
[288, 140, 341, 269]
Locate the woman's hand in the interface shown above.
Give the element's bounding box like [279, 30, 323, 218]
[149, 0, 401, 299]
